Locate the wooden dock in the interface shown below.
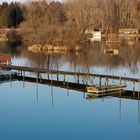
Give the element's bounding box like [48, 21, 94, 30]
[0, 64, 140, 83]
[0, 70, 17, 80]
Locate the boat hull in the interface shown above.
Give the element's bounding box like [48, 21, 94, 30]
[86, 85, 126, 94]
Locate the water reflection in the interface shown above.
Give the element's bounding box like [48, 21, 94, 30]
[1, 74, 140, 124]
[1, 41, 140, 74]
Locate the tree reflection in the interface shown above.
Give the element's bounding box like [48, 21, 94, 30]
[1, 41, 140, 74]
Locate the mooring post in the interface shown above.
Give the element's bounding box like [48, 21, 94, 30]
[57, 74, 59, 81]
[105, 78, 109, 85]
[124, 73, 126, 85]
[120, 77, 122, 85]
[83, 80, 85, 91]
[47, 73, 49, 80]
[39, 73, 42, 82]
[77, 75, 79, 84]
[91, 76, 94, 85]
[21, 70, 22, 76]
[99, 77, 102, 86]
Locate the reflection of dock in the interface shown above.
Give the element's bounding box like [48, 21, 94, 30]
[17, 76, 85, 92]
[17, 76, 140, 101]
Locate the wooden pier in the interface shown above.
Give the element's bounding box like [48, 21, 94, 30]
[0, 64, 140, 83]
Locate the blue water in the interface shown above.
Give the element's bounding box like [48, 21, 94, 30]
[1, 43, 140, 140]
[0, 81, 140, 140]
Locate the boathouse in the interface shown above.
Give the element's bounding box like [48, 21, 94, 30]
[0, 54, 11, 65]
[85, 27, 101, 41]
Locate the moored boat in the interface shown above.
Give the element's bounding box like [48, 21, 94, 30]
[86, 84, 126, 94]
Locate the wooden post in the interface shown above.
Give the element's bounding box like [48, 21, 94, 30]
[99, 77, 102, 86]
[124, 73, 126, 85]
[21, 71, 22, 76]
[57, 74, 59, 81]
[120, 77, 122, 84]
[77, 75, 79, 84]
[47, 73, 49, 80]
[105, 78, 109, 86]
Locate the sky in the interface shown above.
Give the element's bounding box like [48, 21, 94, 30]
[0, 0, 63, 4]
[0, 0, 27, 4]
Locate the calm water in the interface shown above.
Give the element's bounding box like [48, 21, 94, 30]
[0, 41, 140, 140]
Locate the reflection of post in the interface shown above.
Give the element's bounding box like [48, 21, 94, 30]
[124, 73, 126, 85]
[133, 82, 135, 97]
[83, 80, 85, 99]
[119, 97, 122, 120]
[83, 92, 85, 99]
[23, 71, 25, 88]
[138, 100, 140, 123]
[36, 73, 39, 103]
[51, 80, 54, 108]
[67, 80, 69, 96]
[10, 73, 12, 87]
[47, 55, 50, 70]
[47, 73, 49, 80]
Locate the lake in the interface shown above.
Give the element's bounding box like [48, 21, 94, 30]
[0, 41, 140, 140]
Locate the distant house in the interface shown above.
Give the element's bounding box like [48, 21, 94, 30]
[119, 28, 140, 37]
[85, 27, 101, 42]
[0, 54, 11, 65]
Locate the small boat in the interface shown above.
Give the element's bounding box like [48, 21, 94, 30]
[86, 90, 125, 99]
[86, 84, 126, 94]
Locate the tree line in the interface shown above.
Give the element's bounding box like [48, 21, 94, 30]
[0, 0, 140, 45]
[0, 2, 24, 28]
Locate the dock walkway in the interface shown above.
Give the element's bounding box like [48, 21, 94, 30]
[0, 64, 140, 83]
